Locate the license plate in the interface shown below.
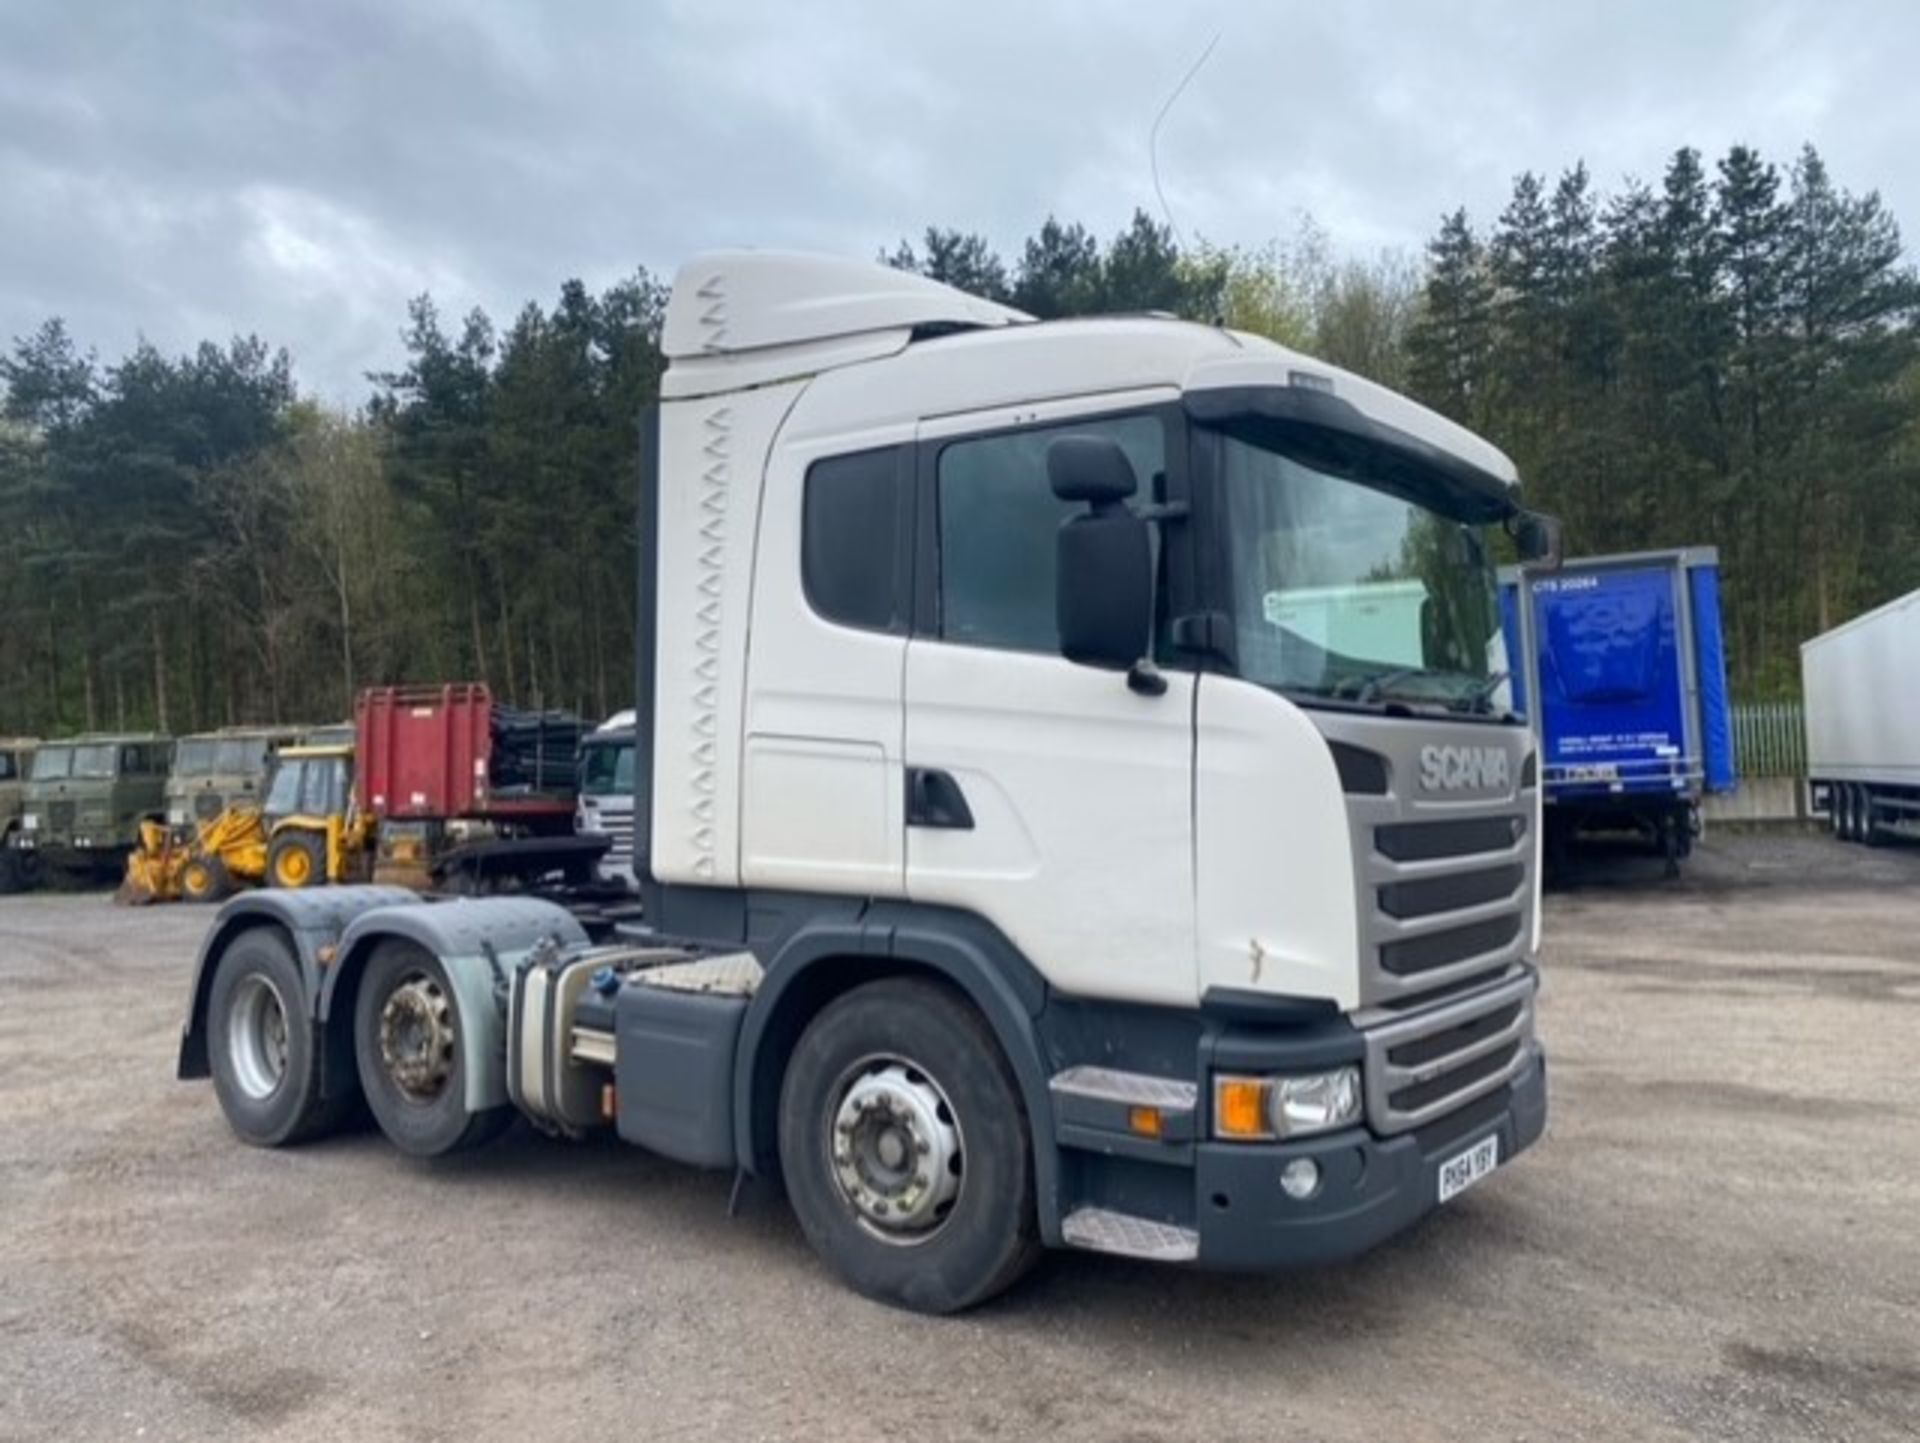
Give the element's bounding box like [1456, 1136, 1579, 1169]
[1438, 1134, 1500, 1203]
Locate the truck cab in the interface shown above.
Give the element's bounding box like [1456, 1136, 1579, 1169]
[181, 253, 1554, 1311]
[0, 738, 39, 890]
[17, 733, 173, 880]
[167, 727, 302, 828]
[575, 710, 636, 887]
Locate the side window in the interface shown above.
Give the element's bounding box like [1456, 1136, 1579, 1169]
[0, 753, 13, 781]
[121, 745, 142, 774]
[935, 414, 1165, 653]
[302, 762, 334, 816]
[802, 447, 904, 632]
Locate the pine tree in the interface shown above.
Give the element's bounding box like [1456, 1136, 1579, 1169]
[1408, 210, 1495, 426]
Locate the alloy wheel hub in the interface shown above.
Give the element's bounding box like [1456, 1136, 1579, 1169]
[829, 1061, 963, 1239]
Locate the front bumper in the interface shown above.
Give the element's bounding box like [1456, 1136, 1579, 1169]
[1192, 1046, 1547, 1270]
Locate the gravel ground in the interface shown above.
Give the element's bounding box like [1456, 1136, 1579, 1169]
[3, 830, 1918, 1442]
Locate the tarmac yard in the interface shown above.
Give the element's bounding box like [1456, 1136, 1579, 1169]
[3, 832, 1918, 1442]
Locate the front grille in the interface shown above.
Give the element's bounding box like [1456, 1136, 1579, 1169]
[1381, 913, 1524, 976]
[1389, 1041, 1522, 1115]
[194, 792, 223, 819]
[1376, 815, 1521, 862]
[49, 801, 75, 832]
[1379, 864, 1526, 920]
[1363, 970, 1536, 1133]
[1362, 812, 1530, 1004]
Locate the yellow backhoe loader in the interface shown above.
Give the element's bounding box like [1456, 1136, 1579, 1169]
[118, 743, 372, 903]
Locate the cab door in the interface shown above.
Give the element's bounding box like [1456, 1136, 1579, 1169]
[903, 394, 1197, 1007]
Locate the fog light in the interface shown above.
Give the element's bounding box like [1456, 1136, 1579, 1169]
[1280, 1158, 1321, 1200]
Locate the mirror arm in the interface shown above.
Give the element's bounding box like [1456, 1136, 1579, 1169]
[1126, 659, 1169, 697]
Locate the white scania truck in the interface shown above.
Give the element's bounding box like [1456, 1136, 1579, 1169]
[179, 252, 1555, 1312]
[575, 709, 638, 886]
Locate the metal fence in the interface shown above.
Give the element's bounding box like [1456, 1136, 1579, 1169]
[1733, 701, 1806, 778]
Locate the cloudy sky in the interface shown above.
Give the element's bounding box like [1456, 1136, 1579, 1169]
[2, 0, 1912, 401]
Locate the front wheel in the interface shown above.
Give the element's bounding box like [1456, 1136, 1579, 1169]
[181, 853, 235, 903]
[778, 978, 1040, 1313]
[354, 940, 509, 1157]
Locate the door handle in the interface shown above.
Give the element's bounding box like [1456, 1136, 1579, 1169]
[906, 768, 974, 830]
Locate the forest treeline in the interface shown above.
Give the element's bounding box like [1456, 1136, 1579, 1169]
[2, 141, 1915, 737]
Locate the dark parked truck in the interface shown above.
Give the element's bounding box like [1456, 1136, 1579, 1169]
[166, 727, 303, 828]
[14, 733, 173, 882]
[354, 684, 600, 892]
[0, 737, 40, 891]
[1500, 548, 1735, 875]
[181, 251, 1556, 1312]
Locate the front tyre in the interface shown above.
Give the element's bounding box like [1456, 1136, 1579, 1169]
[181, 853, 235, 902]
[208, 927, 351, 1145]
[778, 978, 1040, 1314]
[354, 940, 509, 1157]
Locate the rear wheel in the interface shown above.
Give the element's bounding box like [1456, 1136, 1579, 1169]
[778, 978, 1040, 1314]
[208, 927, 352, 1145]
[1860, 786, 1886, 847]
[267, 830, 326, 888]
[354, 940, 509, 1157]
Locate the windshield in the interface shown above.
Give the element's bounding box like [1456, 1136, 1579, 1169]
[31, 747, 72, 781]
[175, 739, 218, 775]
[180, 737, 271, 775]
[580, 739, 634, 797]
[264, 762, 304, 817]
[218, 738, 266, 773]
[1215, 430, 1507, 714]
[71, 744, 118, 778]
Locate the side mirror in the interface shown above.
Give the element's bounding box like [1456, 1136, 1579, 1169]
[1050, 436, 1153, 673]
[1508, 509, 1563, 569]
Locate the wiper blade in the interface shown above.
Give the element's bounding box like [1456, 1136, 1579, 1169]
[1448, 670, 1510, 711]
[1349, 667, 1426, 706]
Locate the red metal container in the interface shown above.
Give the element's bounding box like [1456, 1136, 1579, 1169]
[355, 683, 494, 819]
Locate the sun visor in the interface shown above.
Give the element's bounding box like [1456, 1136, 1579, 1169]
[1185, 384, 1518, 523]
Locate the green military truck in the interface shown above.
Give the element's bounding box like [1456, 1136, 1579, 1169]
[0, 737, 40, 892]
[12, 733, 173, 884]
[167, 727, 301, 829]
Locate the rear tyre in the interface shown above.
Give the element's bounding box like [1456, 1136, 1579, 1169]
[1860, 786, 1886, 847]
[208, 927, 352, 1145]
[354, 940, 510, 1157]
[778, 978, 1041, 1314]
[181, 854, 235, 903]
[0, 846, 28, 894]
[267, 831, 326, 889]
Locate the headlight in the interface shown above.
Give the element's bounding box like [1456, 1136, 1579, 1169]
[1212, 1066, 1363, 1141]
[21, 813, 37, 831]
[167, 808, 188, 826]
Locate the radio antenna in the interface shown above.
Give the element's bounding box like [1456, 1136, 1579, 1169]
[1149, 30, 1221, 250]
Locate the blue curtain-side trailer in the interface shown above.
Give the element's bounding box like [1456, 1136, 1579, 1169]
[1500, 548, 1736, 875]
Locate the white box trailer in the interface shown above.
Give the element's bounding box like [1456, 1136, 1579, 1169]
[1803, 585, 1920, 844]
